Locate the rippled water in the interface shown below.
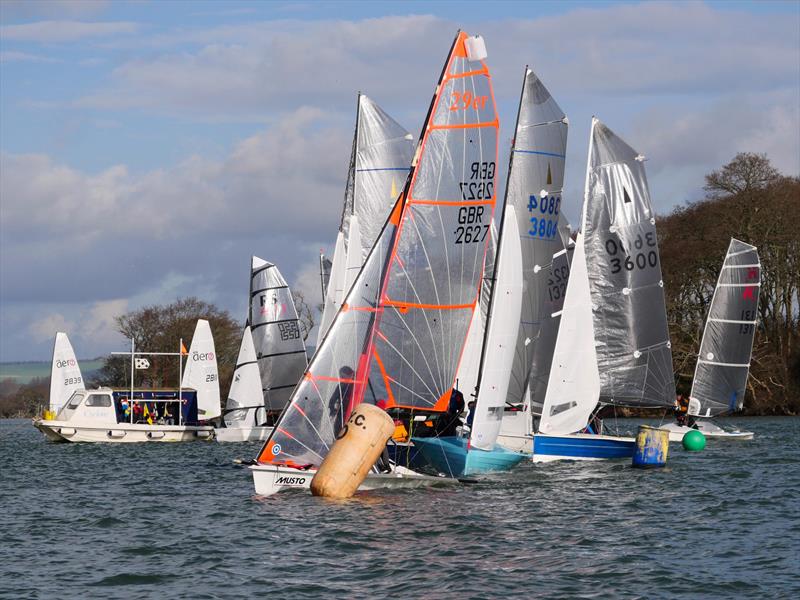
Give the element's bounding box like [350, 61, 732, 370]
[2, 417, 799, 599]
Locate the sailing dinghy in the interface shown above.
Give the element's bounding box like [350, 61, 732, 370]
[662, 239, 760, 441]
[251, 30, 499, 495]
[43, 332, 85, 421]
[34, 320, 219, 442]
[317, 94, 414, 344]
[533, 118, 676, 461]
[216, 258, 308, 442]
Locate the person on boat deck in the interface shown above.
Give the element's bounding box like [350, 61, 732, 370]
[675, 394, 690, 426]
[329, 366, 355, 437]
[163, 403, 174, 425]
[466, 400, 477, 429]
[436, 388, 465, 437]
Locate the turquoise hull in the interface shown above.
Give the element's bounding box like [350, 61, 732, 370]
[411, 436, 525, 477]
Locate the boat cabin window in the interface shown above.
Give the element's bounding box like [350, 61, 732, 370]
[67, 392, 85, 410]
[85, 394, 112, 408]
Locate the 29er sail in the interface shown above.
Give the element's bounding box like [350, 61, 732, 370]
[257, 31, 499, 468]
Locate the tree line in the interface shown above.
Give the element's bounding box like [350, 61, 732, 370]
[2, 153, 797, 417]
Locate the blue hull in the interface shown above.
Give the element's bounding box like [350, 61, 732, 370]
[411, 436, 525, 477]
[533, 433, 635, 462]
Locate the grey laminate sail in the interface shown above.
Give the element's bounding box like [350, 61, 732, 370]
[584, 119, 674, 408]
[249, 257, 308, 411]
[689, 239, 760, 416]
[506, 68, 570, 406]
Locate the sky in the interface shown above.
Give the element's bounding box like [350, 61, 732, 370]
[1, 0, 798, 361]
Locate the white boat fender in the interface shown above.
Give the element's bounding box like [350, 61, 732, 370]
[310, 403, 395, 499]
[147, 431, 165, 440]
[107, 430, 126, 438]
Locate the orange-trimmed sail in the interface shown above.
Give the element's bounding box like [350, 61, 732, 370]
[255, 30, 498, 467]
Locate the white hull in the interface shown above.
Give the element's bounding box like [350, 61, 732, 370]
[661, 421, 754, 442]
[495, 432, 533, 454]
[33, 419, 214, 443]
[214, 425, 273, 443]
[250, 464, 457, 497]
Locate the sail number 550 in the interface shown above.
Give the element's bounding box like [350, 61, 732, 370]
[450, 91, 488, 112]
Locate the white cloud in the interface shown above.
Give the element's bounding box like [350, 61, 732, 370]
[0, 50, 61, 63]
[30, 313, 75, 343]
[1, 20, 139, 43]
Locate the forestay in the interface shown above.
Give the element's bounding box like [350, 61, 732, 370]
[223, 326, 264, 427]
[49, 332, 84, 415]
[257, 30, 498, 467]
[584, 118, 674, 408]
[505, 68, 570, 407]
[690, 239, 760, 416]
[249, 257, 308, 411]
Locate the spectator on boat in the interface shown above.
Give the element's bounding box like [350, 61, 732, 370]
[163, 403, 174, 425]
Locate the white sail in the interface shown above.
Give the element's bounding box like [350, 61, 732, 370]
[470, 205, 524, 450]
[318, 231, 347, 344]
[181, 319, 221, 421]
[249, 256, 308, 411]
[538, 232, 600, 434]
[690, 239, 760, 416]
[223, 326, 263, 427]
[49, 332, 84, 415]
[455, 307, 484, 401]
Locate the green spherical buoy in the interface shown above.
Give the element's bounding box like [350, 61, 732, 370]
[682, 429, 706, 452]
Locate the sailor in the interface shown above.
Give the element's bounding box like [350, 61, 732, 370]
[329, 366, 355, 437]
[466, 400, 477, 429]
[675, 394, 690, 426]
[436, 388, 465, 437]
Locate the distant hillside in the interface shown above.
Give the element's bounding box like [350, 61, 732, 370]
[0, 360, 105, 385]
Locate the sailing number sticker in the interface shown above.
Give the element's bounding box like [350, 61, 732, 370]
[459, 161, 495, 201]
[547, 262, 570, 302]
[528, 194, 560, 240]
[277, 321, 301, 341]
[454, 205, 489, 244]
[604, 233, 658, 274]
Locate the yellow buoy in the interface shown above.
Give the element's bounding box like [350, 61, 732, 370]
[310, 403, 395, 499]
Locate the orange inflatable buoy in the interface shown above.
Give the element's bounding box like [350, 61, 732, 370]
[310, 403, 395, 499]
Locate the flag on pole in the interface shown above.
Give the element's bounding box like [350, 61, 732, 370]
[181, 342, 188, 355]
[134, 358, 150, 369]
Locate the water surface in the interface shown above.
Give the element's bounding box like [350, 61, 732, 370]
[2, 417, 798, 598]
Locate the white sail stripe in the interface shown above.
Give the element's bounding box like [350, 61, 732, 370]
[721, 263, 760, 269]
[553, 248, 568, 258]
[717, 283, 761, 287]
[551, 310, 564, 318]
[726, 248, 757, 258]
[697, 359, 750, 367]
[709, 317, 758, 324]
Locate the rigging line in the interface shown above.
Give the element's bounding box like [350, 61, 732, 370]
[355, 167, 409, 172]
[519, 117, 568, 129]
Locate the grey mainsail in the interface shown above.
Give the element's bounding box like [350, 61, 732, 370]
[249, 257, 308, 412]
[319, 95, 414, 343]
[689, 239, 760, 416]
[506, 68, 570, 407]
[585, 119, 674, 408]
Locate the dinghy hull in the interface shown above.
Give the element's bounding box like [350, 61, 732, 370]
[532, 433, 635, 462]
[411, 436, 525, 476]
[33, 419, 214, 443]
[660, 422, 754, 442]
[250, 464, 456, 497]
[214, 425, 273, 443]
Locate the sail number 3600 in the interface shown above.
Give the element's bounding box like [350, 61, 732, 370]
[605, 234, 658, 274]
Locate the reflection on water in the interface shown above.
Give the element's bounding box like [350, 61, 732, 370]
[1, 417, 798, 598]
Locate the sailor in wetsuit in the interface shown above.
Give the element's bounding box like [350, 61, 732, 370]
[675, 394, 690, 426]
